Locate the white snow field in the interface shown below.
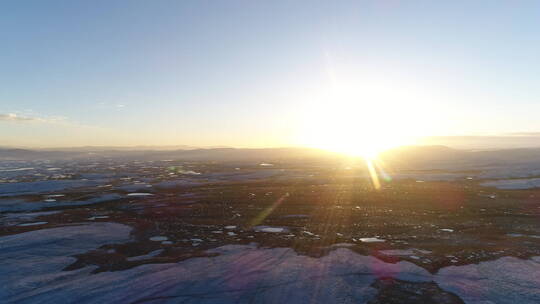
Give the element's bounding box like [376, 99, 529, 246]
[1, 223, 539, 304]
[480, 178, 540, 189]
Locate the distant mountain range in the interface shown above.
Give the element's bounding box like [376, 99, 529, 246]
[0, 146, 336, 161]
[2, 145, 230, 152]
[2, 146, 540, 170]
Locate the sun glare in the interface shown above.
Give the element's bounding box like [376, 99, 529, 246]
[293, 58, 442, 158]
[305, 130, 398, 159]
[301, 127, 408, 160]
[297, 81, 423, 159]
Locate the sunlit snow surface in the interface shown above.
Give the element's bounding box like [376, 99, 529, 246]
[0, 194, 122, 212]
[0, 223, 132, 303]
[359, 237, 385, 243]
[0, 211, 60, 226]
[480, 178, 540, 189]
[1, 223, 539, 304]
[0, 179, 109, 197]
[126, 192, 154, 197]
[253, 225, 289, 233]
[436, 257, 540, 304]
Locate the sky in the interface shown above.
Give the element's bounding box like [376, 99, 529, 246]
[1, 1, 540, 149]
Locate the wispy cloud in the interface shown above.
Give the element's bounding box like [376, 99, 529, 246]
[506, 132, 540, 137]
[96, 102, 127, 110]
[0, 113, 66, 123]
[0, 113, 34, 122]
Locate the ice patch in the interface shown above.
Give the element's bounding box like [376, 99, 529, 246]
[17, 221, 48, 227]
[436, 256, 540, 304]
[127, 192, 154, 197]
[149, 236, 168, 241]
[0, 194, 122, 212]
[253, 226, 288, 233]
[507, 233, 540, 239]
[359, 237, 385, 243]
[0, 179, 109, 196]
[0, 167, 34, 172]
[480, 178, 540, 190]
[87, 216, 109, 220]
[1, 211, 60, 226]
[394, 173, 466, 182]
[479, 166, 540, 179]
[127, 249, 164, 262]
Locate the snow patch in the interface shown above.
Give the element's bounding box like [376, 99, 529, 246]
[127, 249, 164, 262]
[127, 192, 154, 197]
[149, 236, 168, 242]
[253, 226, 288, 233]
[359, 237, 385, 243]
[17, 221, 48, 227]
[481, 178, 540, 190]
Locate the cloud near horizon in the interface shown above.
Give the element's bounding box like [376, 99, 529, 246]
[505, 132, 540, 137]
[0, 113, 66, 123]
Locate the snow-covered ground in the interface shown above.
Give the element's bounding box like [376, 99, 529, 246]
[393, 173, 468, 182]
[436, 256, 540, 304]
[0, 223, 132, 303]
[0, 179, 110, 197]
[1, 223, 538, 304]
[0, 193, 122, 212]
[480, 178, 540, 189]
[0, 211, 61, 226]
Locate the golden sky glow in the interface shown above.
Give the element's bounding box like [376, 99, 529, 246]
[295, 73, 436, 158]
[3, 2, 540, 150]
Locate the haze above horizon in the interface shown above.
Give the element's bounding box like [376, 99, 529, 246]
[2, 1, 540, 155]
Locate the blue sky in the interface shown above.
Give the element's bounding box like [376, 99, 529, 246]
[1, 1, 540, 148]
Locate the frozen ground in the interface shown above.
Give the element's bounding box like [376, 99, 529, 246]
[1, 154, 540, 303]
[0, 179, 110, 196]
[0, 223, 132, 302]
[0, 223, 538, 304]
[436, 256, 540, 304]
[480, 178, 540, 189]
[0, 193, 122, 212]
[0, 211, 61, 226]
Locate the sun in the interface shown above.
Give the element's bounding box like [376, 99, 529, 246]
[299, 122, 407, 159]
[329, 138, 390, 160]
[295, 81, 424, 158]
